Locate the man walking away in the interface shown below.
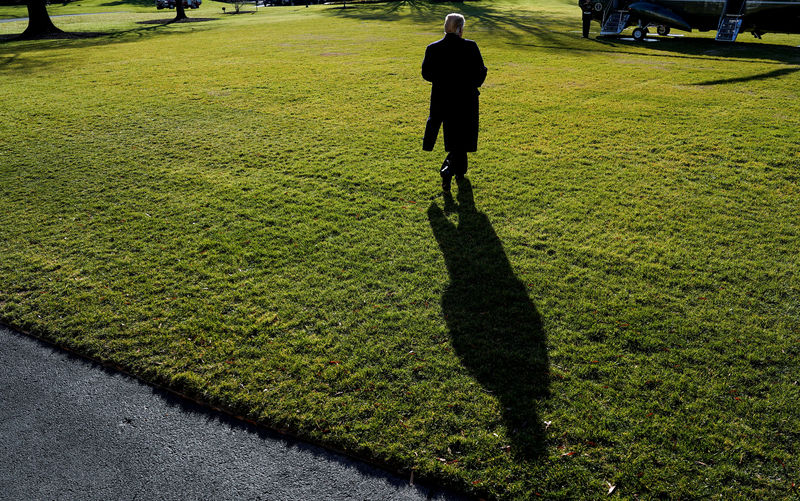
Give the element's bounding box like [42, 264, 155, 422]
[422, 13, 487, 192]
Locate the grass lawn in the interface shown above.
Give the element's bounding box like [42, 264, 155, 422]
[2, 0, 799, 497]
[0, 0, 226, 19]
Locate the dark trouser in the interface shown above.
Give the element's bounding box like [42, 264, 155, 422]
[445, 151, 468, 178]
[582, 11, 592, 37]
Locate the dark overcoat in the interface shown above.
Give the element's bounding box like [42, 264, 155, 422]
[422, 33, 487, 153]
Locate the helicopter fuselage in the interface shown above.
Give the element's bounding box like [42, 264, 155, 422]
[588, 0, 800, 39]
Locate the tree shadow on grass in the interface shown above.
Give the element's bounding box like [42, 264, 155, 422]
[137, 17, 221, 24]
[590, 34, 800, 65]
[428, 178, 550, 460]
[692, 65, 800, 85]
[0, 18, 219, 70]
[0, 31, 107, 42]
[324, 0, 800, 67]
[323, 0, 568, 45]
[101, 0, 165, 6]
[506, 34, 800, 85]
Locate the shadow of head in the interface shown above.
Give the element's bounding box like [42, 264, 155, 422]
[429, 179, 550, 459]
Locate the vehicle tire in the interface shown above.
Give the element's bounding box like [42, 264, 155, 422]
[657, 25, 670, 36]
[632, 27, 647, 41]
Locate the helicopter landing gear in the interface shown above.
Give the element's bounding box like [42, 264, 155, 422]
[657, 24, 671, 36]
[632, 26, 649, 41]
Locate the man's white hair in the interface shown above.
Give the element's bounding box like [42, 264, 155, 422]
[444, 13, 465, 34]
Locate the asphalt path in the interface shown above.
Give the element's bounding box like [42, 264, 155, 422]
[0, 326, 465, 500]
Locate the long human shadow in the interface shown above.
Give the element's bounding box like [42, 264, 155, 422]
[428, 179, 549, 459]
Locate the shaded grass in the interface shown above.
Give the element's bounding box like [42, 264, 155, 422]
[1, 0, 799, 498]
[0, 0, 228, 19]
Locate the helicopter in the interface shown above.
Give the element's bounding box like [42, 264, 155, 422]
[582, 0, 800, 42]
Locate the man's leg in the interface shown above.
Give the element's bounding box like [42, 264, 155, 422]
[440, 154, 453, 192]
[582, 13, 591, 38]
[449, 151, 468, 179]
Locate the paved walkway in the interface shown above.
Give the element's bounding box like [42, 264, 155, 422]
[0, 326, 464, 500]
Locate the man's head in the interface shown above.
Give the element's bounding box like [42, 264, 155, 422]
[444, 13, 465, 37]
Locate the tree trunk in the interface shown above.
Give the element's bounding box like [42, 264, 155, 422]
[174, 0, 187, 20]
[20, 0, 63, 39]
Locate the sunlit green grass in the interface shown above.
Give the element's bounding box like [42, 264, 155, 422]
[2, 1, 799, 498]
